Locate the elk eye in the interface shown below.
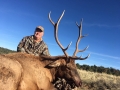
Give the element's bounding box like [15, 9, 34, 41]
[67, 67, 71, 70]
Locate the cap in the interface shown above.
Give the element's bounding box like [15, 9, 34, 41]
[35, 26, 44, 32]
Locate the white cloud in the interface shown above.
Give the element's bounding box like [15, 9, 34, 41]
[84, 23, 120, 28]
[87, 51, 120, 60]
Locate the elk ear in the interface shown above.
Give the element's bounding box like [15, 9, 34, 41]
[48, 60, 61, 68]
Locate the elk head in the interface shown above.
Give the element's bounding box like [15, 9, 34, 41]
[42, 10, 90, 87]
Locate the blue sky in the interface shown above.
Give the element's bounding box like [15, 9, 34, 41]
[0, 0, 120, 70]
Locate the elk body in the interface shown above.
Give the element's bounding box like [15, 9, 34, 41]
[0, 10, 89, 90]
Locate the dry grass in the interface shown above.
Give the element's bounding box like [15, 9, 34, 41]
[76, 69, 120, 90]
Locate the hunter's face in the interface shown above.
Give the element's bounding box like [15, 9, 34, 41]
[34, 31, 44, 40]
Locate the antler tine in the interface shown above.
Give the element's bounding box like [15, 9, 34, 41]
[57, 10, 65, 25]
[64, 41, 72, 51]
[48, 11, 55, 25]
[48, 10, 71, 58]
[70, 54, 90, 60]
[78, 45, 89, 52]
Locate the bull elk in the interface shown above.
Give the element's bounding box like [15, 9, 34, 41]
[0, 10, 89, 90]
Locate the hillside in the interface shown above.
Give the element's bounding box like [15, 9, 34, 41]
[0, 47, 16, 54]
[76, 63, 120, 76]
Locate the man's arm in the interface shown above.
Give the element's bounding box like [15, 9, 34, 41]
[17, 37, 34, 54]
[42, 47, 51, 56]
[17, 37, 26, 52]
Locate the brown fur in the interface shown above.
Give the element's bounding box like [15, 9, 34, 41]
[0, 52, 81, 90]
[0, 53, 56, 90]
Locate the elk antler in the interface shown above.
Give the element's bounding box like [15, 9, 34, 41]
[72, 19, 90, 60]
[48, 10, 72, 58]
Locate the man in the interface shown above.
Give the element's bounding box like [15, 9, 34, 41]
[17, 26, 50, 56]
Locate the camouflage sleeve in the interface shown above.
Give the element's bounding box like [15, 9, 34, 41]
[42, 44, 51, 56]
[17, 37, 26, 52]
[17, 37, 34, 54]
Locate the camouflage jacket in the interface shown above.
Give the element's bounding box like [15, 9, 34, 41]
[17, 35, 50, 56]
